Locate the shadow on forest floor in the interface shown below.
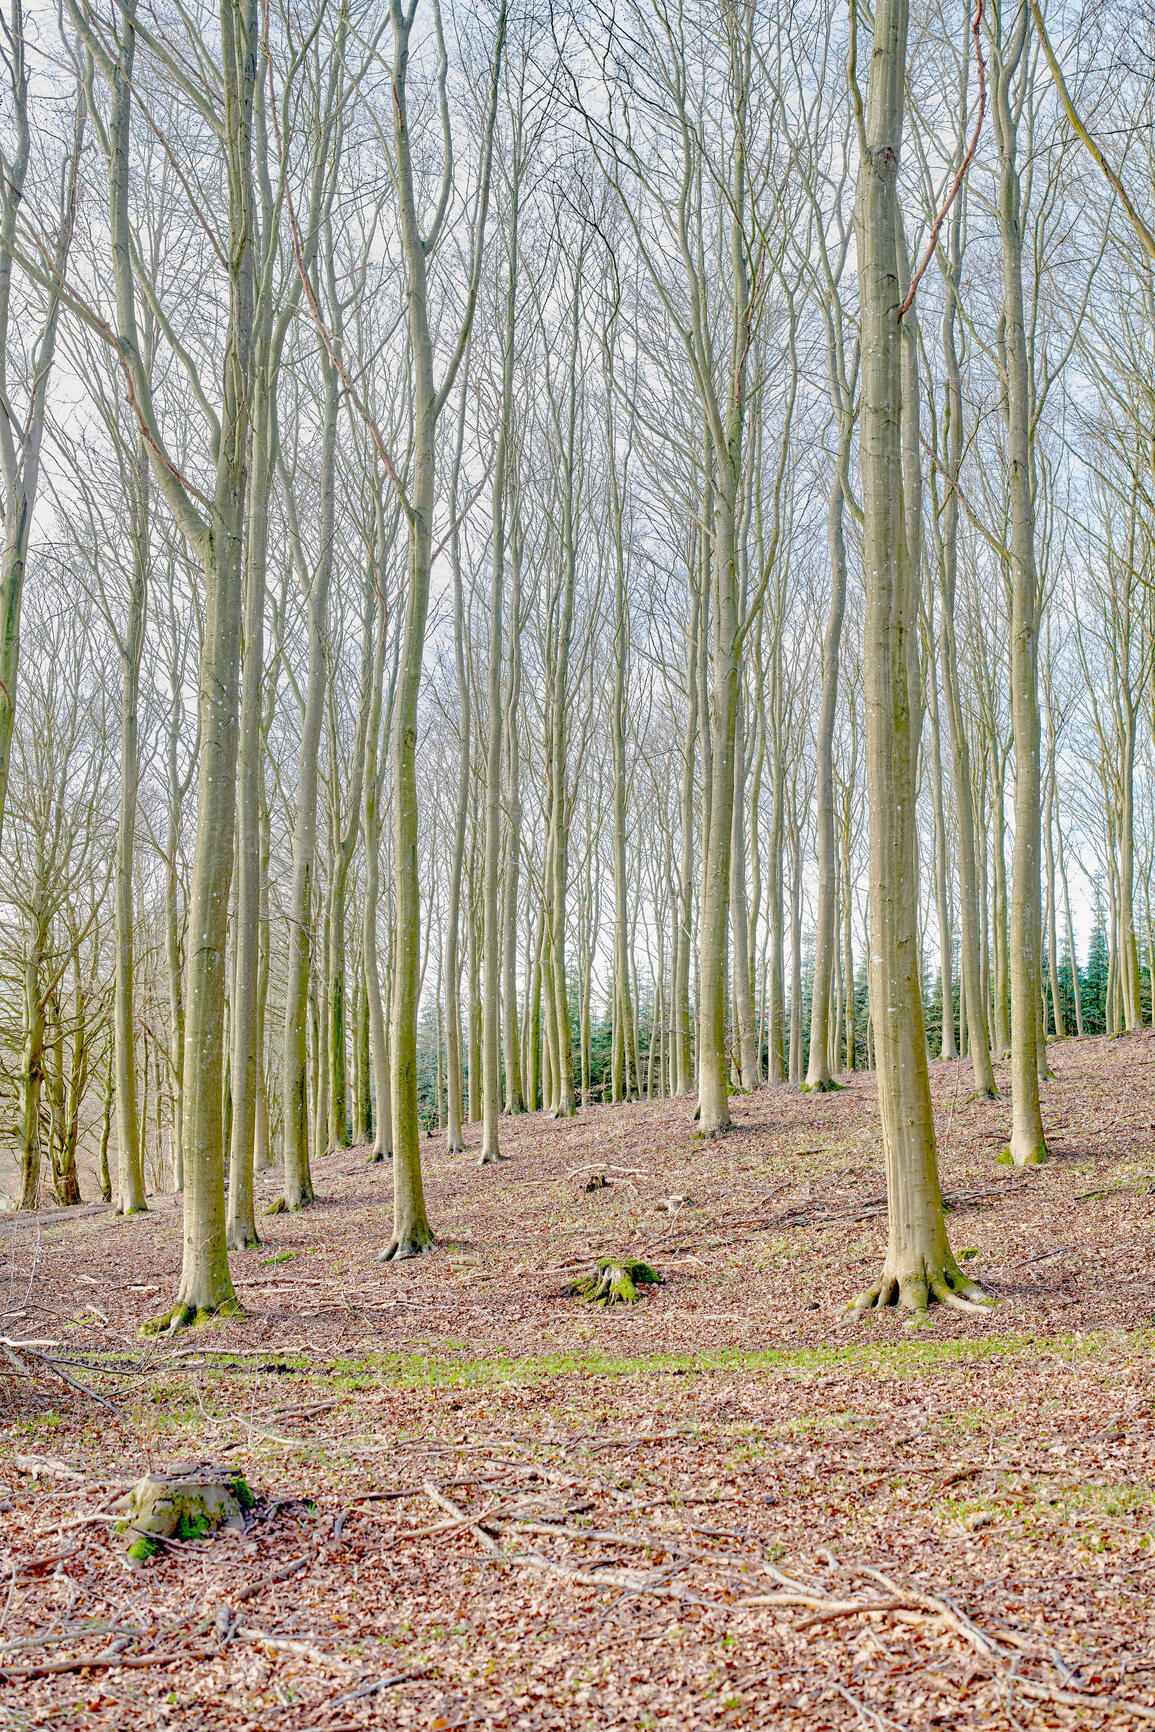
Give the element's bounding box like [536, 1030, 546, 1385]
[2, 1031, 1154, 1728]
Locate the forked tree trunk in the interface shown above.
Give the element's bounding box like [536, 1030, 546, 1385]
[382, 1, 504, 1253]
[77, 0, 260, 1330]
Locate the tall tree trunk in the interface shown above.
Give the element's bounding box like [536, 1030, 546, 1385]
[227, 372, 272, 1249]
[501, 515, 525, 1114]
[147, 0, 257, 1328]
[364, 497, 398, 1164]
[806, 408, 852, 1090]
[382, 0, 504, 1254]
[674, 550, 699, 1096]
[325, 587, 374, 1155]
[937, 195, 997, 1096]
[114, 439, 148, 1215]
[1058, 817, 1083, 1036]
[281, 354, 338, 1211]
[481, 199, 519, 1163]
[18, 876, 45, 1210]
[730, 687, 759, 1089]
[989, 2, 1047, 1165]
[925, 598, 956, 1060]
[0, 24, 81, 854]
[851, 0, 979, 1314]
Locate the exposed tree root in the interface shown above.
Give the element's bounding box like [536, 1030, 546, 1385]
[377, 1225, 436, 1262]
[566, 1257, 662, 1307]
[803, 1079, 845, 1093]
[271, 1183, 316, 1211]
[141, 1297, 248, 1337]
[366, 1149, 392, 1164]
[226, 1227, 261, 1252]
[478, 1149, 506, 1167]
[849, 1256, 993, 1318]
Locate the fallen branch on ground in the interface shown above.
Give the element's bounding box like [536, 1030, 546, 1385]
[0, 1645, 221, 1681]
[740, 1565, 1155, 1721]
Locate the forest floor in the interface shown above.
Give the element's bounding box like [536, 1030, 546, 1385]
[2, 1032, 1155, 1730]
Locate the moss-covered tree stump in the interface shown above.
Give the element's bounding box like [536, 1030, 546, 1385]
[566, 1258, 662, 1307]
[111, 1465, 255, 1564]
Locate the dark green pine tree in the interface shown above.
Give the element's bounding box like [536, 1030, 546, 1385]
[1082, 922, 1109, 1035]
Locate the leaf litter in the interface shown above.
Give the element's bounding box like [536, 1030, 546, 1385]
[1, 1032, 1154, 1728]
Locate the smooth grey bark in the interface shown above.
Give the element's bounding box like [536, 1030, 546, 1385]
[281, 352, 338, 1211]
[988, 0, 1047, 1165]
[364, 493, 400, 1164]
[501, 503, 525, 1114]
[936, 184, 998, 1097]
[443, 410, 470, 1158]
[70, 0, 259, 1327]
[0, 15, 82, 856]
[673, 543, 699, 1097]
[850, 0, 981, 1315]
[805, 408, 853, 1090]
[113, 438, 149, 1216]
[325, 591, 374, 1154]
[381, 0, 505, 1259]
[480, 228, 519, 1163]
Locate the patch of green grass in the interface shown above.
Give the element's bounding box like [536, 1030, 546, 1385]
[324, 1326, 1155, 1394]
[259, 1249, 301, 1266]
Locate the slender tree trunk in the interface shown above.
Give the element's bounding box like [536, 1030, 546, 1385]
[325, 590, 374, 1156]
[0, 37, 81, 855]
[114, 440, 148, 1215]
[989, 4, 1046, 1164]
[381, 0, 504, 1254]
[991, 751, 1011, 1053]
[788, 809, 804, 1086]
[227, 373, 272, 1249]
[698, 457, 741, 1133]
[151, 0, 257, 1327]
[281, 357, 338, 1211]
[925, 605, 956, 1060]
[481, 221, 519, 1163]
[98, 1037, 113, 1202]
[852, 0, 978, 1313]
[18, 883, 45, 1210]
[806, 415, 852, 1090]
[501, 520, 525, 1114]
[364, 505, 397, 1164]
[938, 215, 997, 1095]
[730, 687, 759, 1089]
[1058, 818, 1083, 1036]
[674, 556, 699, 1096]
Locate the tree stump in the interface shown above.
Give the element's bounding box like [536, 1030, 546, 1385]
[111, 1464, 255, 1563]
[566, 1258, 662, 1307]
